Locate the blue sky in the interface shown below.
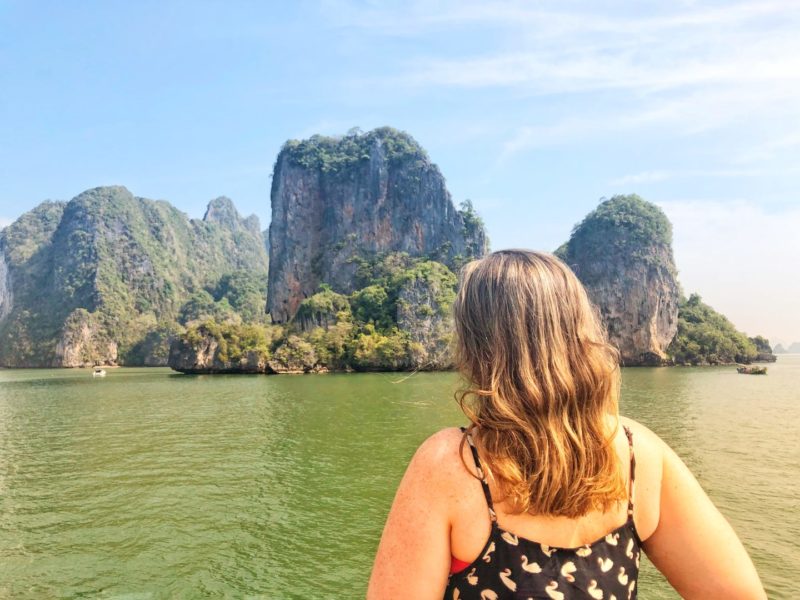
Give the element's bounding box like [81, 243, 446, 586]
[1, 0, 799, 344]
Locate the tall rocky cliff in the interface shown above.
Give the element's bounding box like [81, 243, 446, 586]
[557, 195, 681, 366]
[267, 127, 487, 323]
[0, 187, 268, 367]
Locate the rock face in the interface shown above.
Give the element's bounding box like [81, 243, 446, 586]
[54, 309, 119, 367]
[0, 186, 268, 367]
[169, 334, 236, 373]
[396, 262, 456, 370]
[203, 196, 241, 230]
[557, 195, 681, 366]
[0, 249, 12, 323]
[267, 127, 487, 323]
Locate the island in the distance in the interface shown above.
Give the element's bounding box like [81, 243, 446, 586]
[773, 342, 800, 354]
[0, 127, 776, 371]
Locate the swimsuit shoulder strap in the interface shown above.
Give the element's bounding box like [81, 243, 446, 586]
[623, 424, 636, 518]
[459, 425, 635, 525]
[460, 426, 497, 524]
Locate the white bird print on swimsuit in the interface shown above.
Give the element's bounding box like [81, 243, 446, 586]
[500, 531, 518, 545]
[587, 579, 604, 599]
[466, 567, 478, 586]
[499, 568, 516, 591]
[545, 581, 564, 600]
[597, 556, 614, 572]
[560, 561, 577, 582]
[520, 555, 542, 573]
[617, 566, 628, 585]
[482, 541, 495, 563]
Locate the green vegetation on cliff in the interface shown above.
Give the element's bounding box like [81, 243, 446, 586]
[0, 187, 268, 367]
[1, 201, 66, 266]
[456, 200, 490, 265]
[749, 336, 772, 355]
[172, 253, 457, 373]
[667, 294, 759, 365]
[557, 194, 675, 273]
[281, 127, 429, 173]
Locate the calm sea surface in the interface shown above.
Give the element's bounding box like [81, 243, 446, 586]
[0, 358, 798, 598]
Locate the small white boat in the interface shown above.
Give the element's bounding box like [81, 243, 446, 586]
[92, 368, 107, 378]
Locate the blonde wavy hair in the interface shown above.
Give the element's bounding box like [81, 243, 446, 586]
[453, 249, 626, 518]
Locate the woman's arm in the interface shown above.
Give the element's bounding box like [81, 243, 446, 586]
[644, 437, 766, 599]
[367, 430, 457, 600]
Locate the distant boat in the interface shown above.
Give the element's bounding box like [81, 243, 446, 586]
[92, 368, 107, 378]
[737, 366, 767, 375]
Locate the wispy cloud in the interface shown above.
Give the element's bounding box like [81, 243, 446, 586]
[333, 0, 800, 95]
[496, 80, 800, 160]
[323, 0, 798, 38]
[609, 166, 800, 186]
[393, 46, 800, 95]
[498, 102, 686, 159]
[328, 0, 800, 160]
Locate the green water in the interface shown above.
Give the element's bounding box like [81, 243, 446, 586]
[0, 358, 798, 599]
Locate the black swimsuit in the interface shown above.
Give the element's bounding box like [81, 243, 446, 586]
[444, 426, 642, 600]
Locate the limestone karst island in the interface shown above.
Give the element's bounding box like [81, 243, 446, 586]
[0, 127, 776, 372]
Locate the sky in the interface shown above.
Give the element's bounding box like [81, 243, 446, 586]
[1, 0, 799, 345]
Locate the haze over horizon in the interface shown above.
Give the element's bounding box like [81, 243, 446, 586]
[2, 1, 798, 344]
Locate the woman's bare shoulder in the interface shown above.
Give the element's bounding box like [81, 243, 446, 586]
[410, 427, 475, 477]
[414, 427, 464, 457]
[368, 428, 464, 598]
[405, 427, 483, 503]
[619, 415, 665, 446]
[618, 415, 673, 466]
[371, 428, 470, 539]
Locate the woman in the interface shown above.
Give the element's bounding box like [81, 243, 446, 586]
[368, 250, 765, 599]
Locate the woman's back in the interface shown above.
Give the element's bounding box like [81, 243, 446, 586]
[368, 250, 765, 599]
[446, 422, 642, 599]
[448, 417, 659, 562]
[370, 417, 764, 599]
